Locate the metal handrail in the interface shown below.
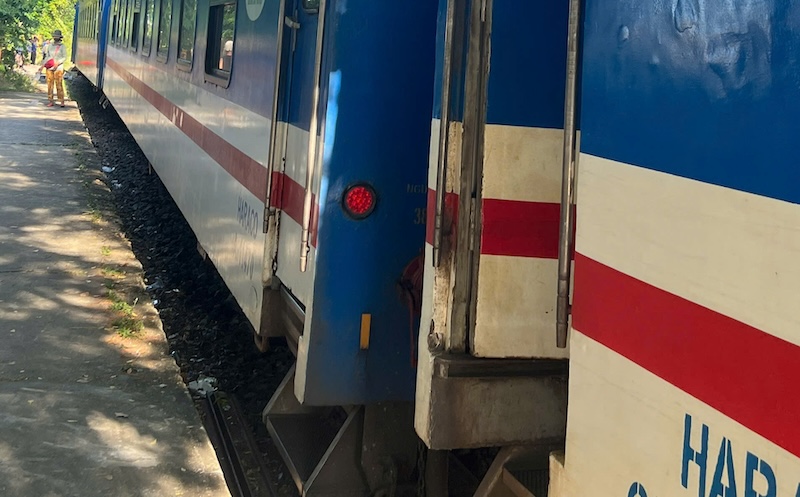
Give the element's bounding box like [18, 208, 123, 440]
[433, 0, 457, 268]
[262, 0, 288, 233]
[300, 0, 327, 272]
[556, 0, 582, 348]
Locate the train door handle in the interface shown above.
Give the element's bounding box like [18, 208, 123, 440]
[284, 16, 300, 29]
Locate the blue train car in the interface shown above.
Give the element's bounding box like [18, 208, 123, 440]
[550, 1, 800, 496]
[74, 0, 438, 493]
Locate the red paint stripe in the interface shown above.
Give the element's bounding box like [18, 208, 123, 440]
[425, 189, 564, 259]
[481, 199, 561, 259]
[106, 57, 318, 245]
[573, 253, 800, 457]
[106, 57, 268, 204]
[275, 171, 318, 247]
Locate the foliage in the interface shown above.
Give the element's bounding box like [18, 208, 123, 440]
[0, 0, 76, 69]
[0, 65, 35, 91]
[0, 0, 37, 67]
[32, 0, 77, 61]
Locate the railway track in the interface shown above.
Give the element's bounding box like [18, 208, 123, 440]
[199, 391, 279, 497]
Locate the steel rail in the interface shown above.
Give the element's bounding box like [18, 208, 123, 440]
[201, 391, 278, 497]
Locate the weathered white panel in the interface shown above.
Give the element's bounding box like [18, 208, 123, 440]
[471, 124, 567, 358]
[473, 256, 568, 359]
[558, 332, 798, 497]
[103, 47, 269, 330]
[577, 154, 800, 347]
[482, 124, 563, 202]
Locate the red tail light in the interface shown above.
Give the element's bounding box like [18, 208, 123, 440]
[342, 184, 377, 219]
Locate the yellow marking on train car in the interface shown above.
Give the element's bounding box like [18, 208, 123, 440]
[360, 314, 372, 350]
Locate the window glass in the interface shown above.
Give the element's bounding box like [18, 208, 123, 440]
[178, 0, 196, 64]
[111, 0, 119, 44]
[157, 0, 172, 57]
[131, 10, 141, 50]
[121, 0, 129, 46]
[142, 0, 154, 54]
[205, 2, 236, 79]
[302, 0, 319, 11]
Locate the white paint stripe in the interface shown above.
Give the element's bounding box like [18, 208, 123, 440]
[473, 256, 569, 358]
[106, 47, 270, 168]
[562, 332, 798, 497]
[427, 118, 463, 192]
[106, 50, 316, 308]
[482, 124, 564, 202]
[428, 118, 440, 187]
[275, 214, 315, 307]
[471, 124, 567, 358]
[576, 154, 800, 348]
[108, 82, 267, 331]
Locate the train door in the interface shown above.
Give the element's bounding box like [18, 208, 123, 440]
[452, 0, 572, 360]
[270, 0, 321, 309]
[97, 0, 112, 88]
[416, 0, 570, 454]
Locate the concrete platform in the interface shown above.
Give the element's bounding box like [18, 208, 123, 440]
[0, 90, 230, 496]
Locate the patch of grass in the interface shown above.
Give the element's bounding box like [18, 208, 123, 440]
[100, 245, 112, 257]
[107, 289, 143, 338]
[112, 316, 144, 338]
[110, 300, 133, 314]
[101, 266, 125, 278]
[0, 68, 35, 92]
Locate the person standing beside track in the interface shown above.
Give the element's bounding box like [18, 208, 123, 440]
[40, 30, 67, 108]
[29, 36, 38, 65]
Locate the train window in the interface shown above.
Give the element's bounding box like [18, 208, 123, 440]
[204, 1, 236, 86]
[130, 0, 142, 52]
[142, 0, 154, 55]
[157, 0, 172, 60]
[177, 0, 197, 67]
[302, 0, 319, 12]
[121, 0, 130, 47]
[111, 0, 119, 44]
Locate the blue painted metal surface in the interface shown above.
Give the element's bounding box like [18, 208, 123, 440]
[297, 0, 438, 405]
[431, 0, 570, 128]
[431, 0, 468, 123]
[581, 0, 800, 205]
[97, 0, 112, 88]
[486, 0, 570, 129]
[281, 0, 318, 132]
[72, 5, 80, 63]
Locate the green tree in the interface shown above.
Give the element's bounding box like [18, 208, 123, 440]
[32, 0, 77, 61]
[0, 0, 76, 69]
[0, 0, 37, 67]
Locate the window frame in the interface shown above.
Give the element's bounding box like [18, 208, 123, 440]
[176, 0, 197, 70]
[141, 0, 155, 56]
[121, 0, 130, 47]
[204, 0, 236, 88]
[129, 0, 142, 52]
[156, 0, 172, 62]
[111, 0, 119, 45]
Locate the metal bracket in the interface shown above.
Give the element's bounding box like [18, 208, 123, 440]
[263, 366, 369, 496]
